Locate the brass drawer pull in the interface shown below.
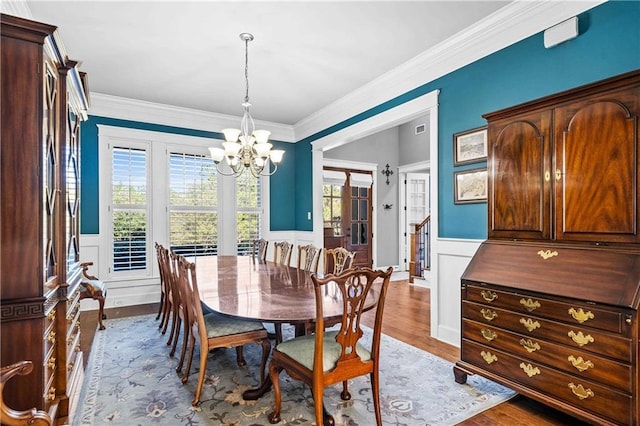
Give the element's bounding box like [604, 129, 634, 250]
[568, 383, 594, 400]
[480, 308, 498, 321]
[46, 331, 56, 344]
[47, 310, 56, 321]
[519, 362, 541, 377]
[45, 387, 56, 401]
[519, 318, 541, 332]
[537, 249, 558, 260]
[568, 330, 594, 347]
[481, 290, 498, 302]
[481, 329, 497, 341]
[568, 307, 594, 323]
[520, 298, 541, 312]
[46, 357, 56, 370]
[568, 355, 594, 372]
[519, 338, 541, 353]
[480, 351, 498, 365]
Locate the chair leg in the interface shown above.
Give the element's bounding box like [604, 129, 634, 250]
[96, 295, 106, 330]
[192, 341, 209, 406]
[156, 292, 164, 320]
[275, 323, 283, 344]
[267, 364, 283, 424]
[169, 317, 181, 357]
[160, 301, 172, 335]
[181, 334, 196, 384]
[176, 320, 190, 374]
[341, 380, 351, 400]
[235, 346, 246, 366]
[166, 306, 177, 346]
[258, 339, 271, 383]
[312, 383, 325, 426]
[371, 371, 382, 426]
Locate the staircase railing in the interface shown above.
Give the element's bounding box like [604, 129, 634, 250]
[409, 215, 430, 283]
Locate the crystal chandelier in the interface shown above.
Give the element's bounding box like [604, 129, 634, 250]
[209, 33, 284, 177]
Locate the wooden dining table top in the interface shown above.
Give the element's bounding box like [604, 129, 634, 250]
[194, 255, 380, 323]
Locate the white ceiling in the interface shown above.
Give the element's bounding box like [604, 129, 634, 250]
[23, 1, 510, 126]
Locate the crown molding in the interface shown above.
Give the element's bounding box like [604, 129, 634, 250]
[293, 0, 605, 142]
[89, 92, 296, 143]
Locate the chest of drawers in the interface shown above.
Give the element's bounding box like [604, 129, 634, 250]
[454, 241, 640, 425]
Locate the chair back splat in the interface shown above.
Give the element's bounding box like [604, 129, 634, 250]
[297, 244, 321, 273]
[273, 241, 293, 265]
[268, 266, 393, 425]
[323, 247, 356, 275]
[253, 238, 269, 262]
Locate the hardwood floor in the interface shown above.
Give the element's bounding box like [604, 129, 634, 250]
[80, 279, 587, 425]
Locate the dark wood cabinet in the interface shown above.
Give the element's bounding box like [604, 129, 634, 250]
[456, 70, 640, 425]
[0, 13, 88, 423]
[487, 71, 640, 245]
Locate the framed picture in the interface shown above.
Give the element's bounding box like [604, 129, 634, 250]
[453, 126, 488, 166]
[454, 167, 487, 204]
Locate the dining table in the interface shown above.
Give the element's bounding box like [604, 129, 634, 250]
[193, 255, 381, 411]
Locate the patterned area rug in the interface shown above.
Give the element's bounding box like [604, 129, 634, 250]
[74, 314, 515, 425]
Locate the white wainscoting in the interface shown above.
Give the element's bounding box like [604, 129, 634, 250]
[430, 238, 482, 348]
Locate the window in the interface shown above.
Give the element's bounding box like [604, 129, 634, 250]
[169, 152, 218, 257]
[111, 146, 148, 272]
[236, 172, 262, 255]
[323, 183, 343, 236]
[100, 125, 269, 281]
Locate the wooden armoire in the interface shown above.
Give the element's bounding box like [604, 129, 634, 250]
[1, 14, 89, 423]
[454, 70, 640, 425]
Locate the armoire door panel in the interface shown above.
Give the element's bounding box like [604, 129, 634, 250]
[554, 90, 640, 243]
[488, 111, 552, 240]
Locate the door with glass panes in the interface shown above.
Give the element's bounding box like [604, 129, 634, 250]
[322, 168, 372, 269]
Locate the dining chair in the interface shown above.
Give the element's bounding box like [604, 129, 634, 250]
[323, 247, 356, 274]
[273, 241, 293, 265]
[177, 255, 271, 407]
[155, 242, 170, 327]
[267, 266, 393, 425]
[1, 360, 52, 425]
[297, 244, 321, 274]
[158, 246, 184, 359]
[253, 238, 269, 262]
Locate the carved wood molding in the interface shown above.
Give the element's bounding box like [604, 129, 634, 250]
[0, 299, 46, 322]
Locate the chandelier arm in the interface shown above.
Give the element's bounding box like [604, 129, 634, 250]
[215, 162, 243, 177]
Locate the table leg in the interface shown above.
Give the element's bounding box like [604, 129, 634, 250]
[242, 376, 272, 400]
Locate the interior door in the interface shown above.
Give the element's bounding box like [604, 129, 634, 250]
[346, 177, 372, 268]
[404, 173, 429, 270]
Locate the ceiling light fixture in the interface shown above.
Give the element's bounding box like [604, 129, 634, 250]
[209, 33, 284, 177]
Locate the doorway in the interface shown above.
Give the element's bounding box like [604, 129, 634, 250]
[322, 167, 373, 269]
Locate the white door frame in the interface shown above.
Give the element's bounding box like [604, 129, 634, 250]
[398, 162, 430, 271]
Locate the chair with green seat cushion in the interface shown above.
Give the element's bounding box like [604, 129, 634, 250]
[176, 255, 271, 407]
[268, 266, 393, 426]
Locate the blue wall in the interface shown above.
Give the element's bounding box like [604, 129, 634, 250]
[295, 0, 640, 238]
[81, 1, 639, 238]
[80, 116, 295, 233]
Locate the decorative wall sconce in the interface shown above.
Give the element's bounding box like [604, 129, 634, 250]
[381, 164, 394, 185]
